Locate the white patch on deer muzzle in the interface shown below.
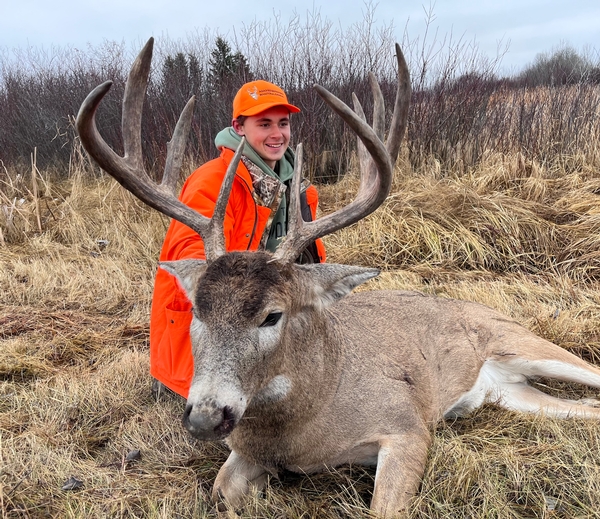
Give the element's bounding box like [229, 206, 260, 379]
[188, 376, 246, 402]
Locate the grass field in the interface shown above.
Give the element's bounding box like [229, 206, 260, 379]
[2, 146, 600, 518]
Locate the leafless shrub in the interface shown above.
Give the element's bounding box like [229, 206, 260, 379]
[518, 43, 599, 87]
[0, 5, 599, 182]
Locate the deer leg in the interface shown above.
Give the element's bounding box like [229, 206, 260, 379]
[370, 429, 431, 518]
[212, 450, 269, 511]
[498, 381, 600, 419]
[498, 353, 600, 388]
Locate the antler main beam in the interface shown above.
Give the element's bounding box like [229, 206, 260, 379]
[75, 37, 245, 262]
[273, 44, 411, 263]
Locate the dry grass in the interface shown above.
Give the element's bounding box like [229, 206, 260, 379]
[322, 150, 600, 280]
[2, 148, 600, 518]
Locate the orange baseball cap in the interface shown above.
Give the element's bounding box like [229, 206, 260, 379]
[233, 80, 300, 119]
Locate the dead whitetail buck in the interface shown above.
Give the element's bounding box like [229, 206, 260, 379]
[77, 38, 600, 517]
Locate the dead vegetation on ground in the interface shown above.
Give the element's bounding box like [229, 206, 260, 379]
[2, 147, 600, 518]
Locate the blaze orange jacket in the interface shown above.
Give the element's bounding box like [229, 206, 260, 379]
[149, 147, 325, 397]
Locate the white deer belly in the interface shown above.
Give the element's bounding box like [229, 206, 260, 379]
[443, 359, 528, 418]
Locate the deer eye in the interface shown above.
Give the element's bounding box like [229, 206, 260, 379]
[259, 312, 282, 328]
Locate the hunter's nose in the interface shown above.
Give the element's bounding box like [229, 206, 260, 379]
[182, 400, 237, 440]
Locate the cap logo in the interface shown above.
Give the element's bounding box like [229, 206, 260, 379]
[247, 86, 259, 100]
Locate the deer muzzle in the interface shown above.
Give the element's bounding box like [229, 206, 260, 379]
[182, 398, 239, 440]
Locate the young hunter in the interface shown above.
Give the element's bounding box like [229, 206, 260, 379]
[150, 80, 326, 397]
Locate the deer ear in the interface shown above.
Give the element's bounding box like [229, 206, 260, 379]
[297, 263, 379, 308]
[159, 259, 207, 301]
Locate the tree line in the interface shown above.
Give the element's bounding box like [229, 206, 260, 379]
[1, 10, 599, 182]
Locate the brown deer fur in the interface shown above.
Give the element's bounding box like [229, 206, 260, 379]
[161, 253, 600, 517]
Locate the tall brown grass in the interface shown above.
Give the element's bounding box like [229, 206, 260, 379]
[2, 139, 600, 517]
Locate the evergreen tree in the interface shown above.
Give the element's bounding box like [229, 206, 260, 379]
[161, 52, 202, 97]
[207, 37, 252, 90]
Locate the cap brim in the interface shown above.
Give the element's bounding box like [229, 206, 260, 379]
[239, 102, 301, 117]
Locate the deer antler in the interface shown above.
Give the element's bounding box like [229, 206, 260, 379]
[273, 43, 411, 263]
[75, 37, 245, 263]
[77, 39, 410, 265]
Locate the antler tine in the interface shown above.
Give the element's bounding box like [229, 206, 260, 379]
[364, 72, 386, 140]
[76, 37, 237, 263]
[273, 44, 411, 264]
[203, 138, 246, 262]
[162, 96, 196, 194]
[386, 43, 411, 162]
[352, 73, 386, 188]
[122, 38, 152, 171]
[351, 94, 370, 183]
[280, 142, 305, 253]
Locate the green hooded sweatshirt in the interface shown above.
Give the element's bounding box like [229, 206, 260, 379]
[214, 127, 295, 252]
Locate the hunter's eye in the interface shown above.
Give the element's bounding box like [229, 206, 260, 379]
[259, 312, 282, 328]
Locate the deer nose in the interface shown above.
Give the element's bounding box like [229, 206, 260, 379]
[182, 401, 237, 440]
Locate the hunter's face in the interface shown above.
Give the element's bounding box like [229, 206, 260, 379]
[233, 106, 291, 168]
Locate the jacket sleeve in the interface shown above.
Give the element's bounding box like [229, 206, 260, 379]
[150, 157, 239, 398]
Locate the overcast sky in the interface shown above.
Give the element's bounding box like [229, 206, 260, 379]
[1, 0, 599, 75]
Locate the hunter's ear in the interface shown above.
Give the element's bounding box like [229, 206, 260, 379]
[159, 259, 207, 301]
[296, 263, 379, 308]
